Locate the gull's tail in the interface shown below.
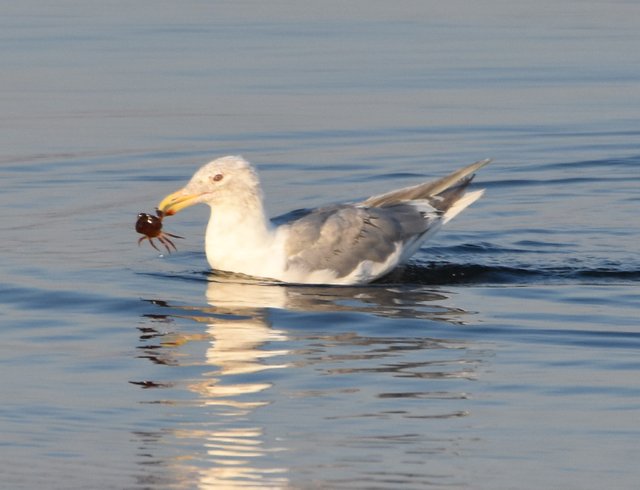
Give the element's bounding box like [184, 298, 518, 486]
[362, 158, 491, 208]
[441, 189, 485, 224]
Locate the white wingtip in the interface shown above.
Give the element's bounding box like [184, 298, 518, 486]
[443, 189, 485, 224]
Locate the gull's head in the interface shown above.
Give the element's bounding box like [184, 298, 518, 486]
[158, 155, 262, 215]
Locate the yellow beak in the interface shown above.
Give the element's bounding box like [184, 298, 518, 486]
[157, 188, 202, 216]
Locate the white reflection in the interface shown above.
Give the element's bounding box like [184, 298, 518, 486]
[140, 275, 464, 489]
[202, 272, 457, 320]
[174, 426, 288, 490]
[179, 279, 292, 488]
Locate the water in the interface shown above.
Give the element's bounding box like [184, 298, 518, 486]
[2, 1, 640, 489]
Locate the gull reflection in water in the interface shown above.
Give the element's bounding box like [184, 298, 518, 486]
[135, 272, 468, 489]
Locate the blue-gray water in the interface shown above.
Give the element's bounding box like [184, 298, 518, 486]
[2, 1, 640, 489]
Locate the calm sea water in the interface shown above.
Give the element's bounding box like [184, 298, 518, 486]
[2, 1, 640, 489]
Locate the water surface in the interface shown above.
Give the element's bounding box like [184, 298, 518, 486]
[2, 1, 640, 489]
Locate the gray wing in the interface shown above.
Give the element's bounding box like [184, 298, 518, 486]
[361, 158, 491, 208]
[283, 203, 439, 278]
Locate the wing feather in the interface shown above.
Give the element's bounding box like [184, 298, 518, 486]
[284, 204, 439, 278]
[362, 158, 491, 207]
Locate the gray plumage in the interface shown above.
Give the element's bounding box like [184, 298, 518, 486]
[283, 158, 491, 279]
[284, 203, 437, 277]
[362, 158, 491, 208]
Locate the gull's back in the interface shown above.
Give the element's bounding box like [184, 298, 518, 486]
[280, 159, 491, 284]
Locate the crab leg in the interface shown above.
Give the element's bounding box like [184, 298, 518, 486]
[157, 235, 176, 253]
[148, 237, 162, 252]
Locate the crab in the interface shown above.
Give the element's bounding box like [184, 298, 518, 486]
[135, 209, 183, 253]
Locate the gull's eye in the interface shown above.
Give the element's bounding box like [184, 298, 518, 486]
[212, 173, 224, 183]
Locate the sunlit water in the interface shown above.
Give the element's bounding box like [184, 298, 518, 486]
[2, 1, 640, 489]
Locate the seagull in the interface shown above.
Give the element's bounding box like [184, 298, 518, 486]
[157, 156, 490, 285]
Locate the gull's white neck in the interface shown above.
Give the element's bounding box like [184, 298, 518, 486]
[204, 195, 282, 279]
